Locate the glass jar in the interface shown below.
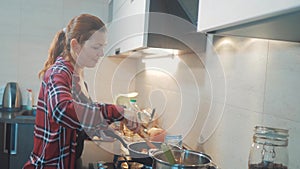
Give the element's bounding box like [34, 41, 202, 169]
[165, 135, 183, 148]
[248, 126, 289, 169]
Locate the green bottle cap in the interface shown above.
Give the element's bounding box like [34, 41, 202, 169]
[130, 99, 137, 103]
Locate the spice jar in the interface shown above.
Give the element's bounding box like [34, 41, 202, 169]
[248, 126, 289, 169]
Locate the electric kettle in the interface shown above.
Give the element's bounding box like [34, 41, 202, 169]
[2, 82, 22, 111]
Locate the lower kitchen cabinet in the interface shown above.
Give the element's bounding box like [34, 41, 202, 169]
[0, 122, 34, 169]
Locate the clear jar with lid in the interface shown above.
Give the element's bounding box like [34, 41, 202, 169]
[248, 126, 289, 169]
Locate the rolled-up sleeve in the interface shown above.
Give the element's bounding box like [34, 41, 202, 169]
[46, 67, 124, 130]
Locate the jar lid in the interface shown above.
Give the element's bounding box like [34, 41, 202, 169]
[254, 126, 289, 141]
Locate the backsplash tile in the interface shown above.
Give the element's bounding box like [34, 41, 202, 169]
[203, 105, 262, 169]
[261, 113, 300, 169]
[0, 0, 109, 105]
[202, 35, 300, 169]
[214, 36, 269, 112]
[133, 54, 205, 137]
[264, 40, 300, 122]
[0, 35, 19, 84]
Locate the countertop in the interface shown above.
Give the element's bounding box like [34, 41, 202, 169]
[0, 109, 36, 124]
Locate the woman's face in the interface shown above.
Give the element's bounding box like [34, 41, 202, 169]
[76, 31, 107, 68]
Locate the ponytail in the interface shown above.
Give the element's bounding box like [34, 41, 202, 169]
[38, 30, 66, 78]
[39, 14, 106, 78]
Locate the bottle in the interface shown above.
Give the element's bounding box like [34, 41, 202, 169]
[248, 126, 289, 169]
[129, 99, 140, 112]
[26, 89, 33, 110]
[129, 99, 142, 123]
[122, 99, 139, 139]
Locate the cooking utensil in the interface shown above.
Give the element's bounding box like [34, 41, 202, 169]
[149, 108, 155, 122]
[136, 129, 157, 149]
[151, 149, 219, 169]
[145, 108, 156, 129]
[160, 143, 176, 165]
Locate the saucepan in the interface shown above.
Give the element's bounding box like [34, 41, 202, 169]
[150, 149, 219, 169]
[103, 130, 179, 167]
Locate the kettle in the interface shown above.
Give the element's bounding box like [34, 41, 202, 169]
[2, 82, 22, 111]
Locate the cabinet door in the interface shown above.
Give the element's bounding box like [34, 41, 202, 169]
[106, 0, 148, 56]
[198, 0, 300, 32]
[0, 123, 9, 168]
[9, 123, 34, 169]
[113, 0, 147, 19]
[112, 0, 127, 16]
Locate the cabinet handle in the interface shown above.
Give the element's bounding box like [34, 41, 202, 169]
[10, 123, 18, 155]
[3, 123, 8, 153]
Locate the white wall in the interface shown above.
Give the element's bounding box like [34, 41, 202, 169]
[0, 0, 109, 105]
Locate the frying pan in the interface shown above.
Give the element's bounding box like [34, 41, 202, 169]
[103, 129, 178, 166]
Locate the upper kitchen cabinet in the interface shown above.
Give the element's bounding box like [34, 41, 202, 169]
[105, 0, 200, 57]
[198, 0, 300, 42]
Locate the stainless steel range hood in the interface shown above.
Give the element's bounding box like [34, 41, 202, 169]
[207, 7, 300, 42]
[105, 0, 201, 57]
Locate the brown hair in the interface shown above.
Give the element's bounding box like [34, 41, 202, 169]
[39, 13, 106, 78]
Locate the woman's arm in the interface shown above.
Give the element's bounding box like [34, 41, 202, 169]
[46, 70, 124, 130]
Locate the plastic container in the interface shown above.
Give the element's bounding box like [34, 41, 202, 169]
[248, 126, 289, 169]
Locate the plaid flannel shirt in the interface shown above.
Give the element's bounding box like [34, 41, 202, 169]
[23, 57, 124, 169]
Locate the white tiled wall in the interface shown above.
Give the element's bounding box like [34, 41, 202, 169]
[85, 56, 138, 103]
[0, 0, 109, 105]
[200, 36, 300, 169]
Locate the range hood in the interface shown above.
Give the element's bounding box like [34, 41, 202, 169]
[105, 0, 200, 57]
[207, 6, 300, 42]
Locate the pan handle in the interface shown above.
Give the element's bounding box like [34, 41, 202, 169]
[209, 161, 220, 169]
[102, 129, 128, 148]
[148, 148, 160, 157]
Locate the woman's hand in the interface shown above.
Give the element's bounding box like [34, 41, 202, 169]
[94, 130, 115, 142]
[148, 127, 166, 142]
[122, 109, 141, 133]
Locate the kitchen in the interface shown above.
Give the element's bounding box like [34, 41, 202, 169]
[0, 0, 299, 169]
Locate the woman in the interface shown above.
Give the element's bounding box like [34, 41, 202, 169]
[23, 13, 138, 169]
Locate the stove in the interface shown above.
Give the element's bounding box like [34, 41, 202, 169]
[88, 155, 152, 169]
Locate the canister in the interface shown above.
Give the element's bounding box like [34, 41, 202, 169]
[248, 126, 289, 169]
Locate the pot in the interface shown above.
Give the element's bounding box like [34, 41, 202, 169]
[103, 129, 178, 167]
[151, 149, 219, 169]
